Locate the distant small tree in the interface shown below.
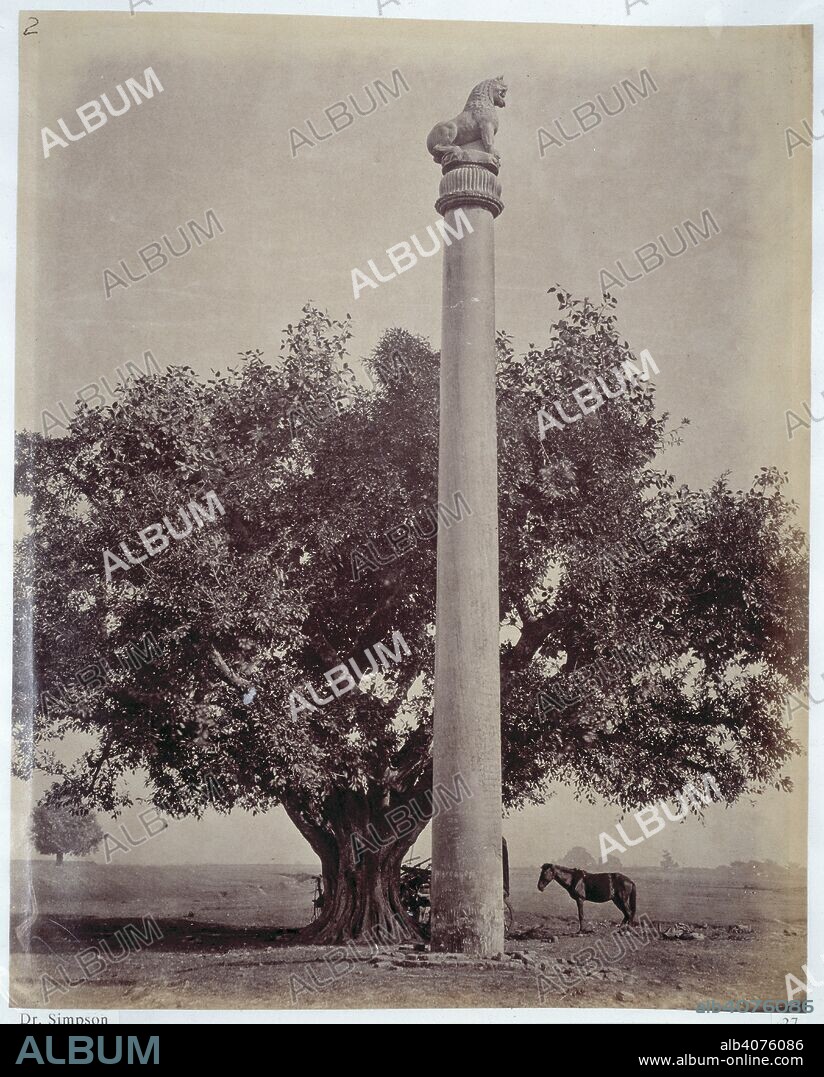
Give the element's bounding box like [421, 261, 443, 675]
[30, 803, 103, 866]
[660, 848, 679, 870]
[563, 846, 597, 868]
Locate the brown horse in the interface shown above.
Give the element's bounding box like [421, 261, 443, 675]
[538, 863, 637, 933]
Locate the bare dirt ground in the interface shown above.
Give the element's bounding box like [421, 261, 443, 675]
[8, 861, 806, 1012]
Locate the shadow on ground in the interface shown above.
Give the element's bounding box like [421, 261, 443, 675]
[10, 915, 301, 954]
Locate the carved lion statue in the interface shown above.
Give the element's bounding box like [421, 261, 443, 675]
[426, 77, 508, 168]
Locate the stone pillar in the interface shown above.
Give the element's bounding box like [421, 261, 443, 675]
[429, 160, 504, 956]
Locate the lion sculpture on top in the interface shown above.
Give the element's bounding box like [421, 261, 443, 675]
[426, 77, 508, 169]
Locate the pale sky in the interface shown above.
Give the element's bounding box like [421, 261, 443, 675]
[13, 12, 812, 868]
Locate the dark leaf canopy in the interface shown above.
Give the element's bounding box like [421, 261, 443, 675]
[14, 298, 807, 822]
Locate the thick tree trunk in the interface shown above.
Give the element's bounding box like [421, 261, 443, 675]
[56, 851, 64, 866]
[285, 787, 430, 945]
[303, 835, 417, 945]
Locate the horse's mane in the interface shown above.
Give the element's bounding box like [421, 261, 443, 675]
[464, 79, 497, 111]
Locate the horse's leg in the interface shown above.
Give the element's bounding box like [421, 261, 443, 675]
[612, 895, 629, 926]
[576, 898, 585, 934]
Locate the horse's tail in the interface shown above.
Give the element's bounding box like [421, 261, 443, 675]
[628, 881, 637, 923]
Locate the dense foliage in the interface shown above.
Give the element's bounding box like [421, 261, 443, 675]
[14, 296, 807, 937]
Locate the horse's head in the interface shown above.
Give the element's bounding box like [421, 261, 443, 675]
[537, 863, 556, 891]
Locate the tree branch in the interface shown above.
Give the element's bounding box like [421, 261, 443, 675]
[209, 644, 253, 692]
[501, 607, 567, 675]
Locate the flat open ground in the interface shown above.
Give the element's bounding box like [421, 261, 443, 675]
[8, 861, 806, 1011]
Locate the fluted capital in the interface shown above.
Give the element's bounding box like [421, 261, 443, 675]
[435, 163, 504, 219]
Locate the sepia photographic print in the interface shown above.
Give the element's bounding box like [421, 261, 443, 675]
[2, 0, 821, 1046]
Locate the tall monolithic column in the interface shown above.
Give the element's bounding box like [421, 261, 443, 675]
[425, 77, 507, 955]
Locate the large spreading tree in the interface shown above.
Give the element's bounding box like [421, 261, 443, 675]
[14, 296, 807, 942]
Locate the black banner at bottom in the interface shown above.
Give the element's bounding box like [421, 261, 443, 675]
[2, 1020, 821, 1069]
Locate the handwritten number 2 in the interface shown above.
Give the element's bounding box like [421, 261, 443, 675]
[23, 17, 39, 36]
